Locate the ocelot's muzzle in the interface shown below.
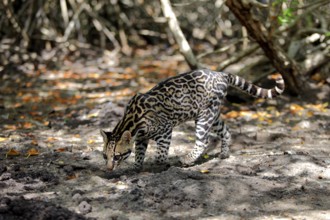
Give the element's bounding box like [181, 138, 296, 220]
[104, 150, 132, 171]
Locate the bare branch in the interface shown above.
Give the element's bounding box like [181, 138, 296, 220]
[1, 0, 30, 47]
[160, 0, 202, 69]
[217, 44, 259, 71]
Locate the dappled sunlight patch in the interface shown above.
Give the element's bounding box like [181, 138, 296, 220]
[223, 109, 277, 124]
[283, 160, 326, 179]
[263, 198, 312, 213]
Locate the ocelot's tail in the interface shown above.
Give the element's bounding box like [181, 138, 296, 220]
[227, 73, 285, 99]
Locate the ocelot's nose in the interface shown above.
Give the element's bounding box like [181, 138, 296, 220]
[106, 160, 115, 171]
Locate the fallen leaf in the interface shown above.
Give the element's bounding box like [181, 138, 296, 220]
[200, 169, 210, 174]
[224, 111, 239, 119]
[4, 125, 17, 130]
[21, 122, 33, 129]
[87, 139, 95, 144]
[307, 111, 314, 117]
[187, 136, 194, 141]
[311, 73, 322, 81]
[47, 137, 57, 142]
[6, 149, 20, 158]
[305, 103, 328, 112]
[290, 104, 304, 115]
[31, 139, 38, 145]
[292, 125, 301, 131]
[55, 148, 67, 152]
[66, 174, 77, 180]
[26, 148, 39, 158]
[0, 137, 7, 142]
[203, 154, 209, 159]
[87, 112, 99, 118]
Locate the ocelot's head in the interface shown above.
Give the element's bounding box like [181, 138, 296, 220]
[100, 130, 133, 171]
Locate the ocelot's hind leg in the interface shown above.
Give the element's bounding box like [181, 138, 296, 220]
[212, 117, 231, 159]
[180, 104, 220, 166]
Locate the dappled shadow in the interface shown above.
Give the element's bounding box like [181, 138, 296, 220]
[0, 197, 88, 220]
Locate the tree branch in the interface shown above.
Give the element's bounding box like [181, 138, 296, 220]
[226, 0, 302, 96]
[160, 0, 202, 69]
[217, 44, 259, 71]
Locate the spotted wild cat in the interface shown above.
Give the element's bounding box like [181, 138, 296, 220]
[100, 69, 285, 171]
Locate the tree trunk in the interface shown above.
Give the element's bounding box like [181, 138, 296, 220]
[225, 0, 301, 96]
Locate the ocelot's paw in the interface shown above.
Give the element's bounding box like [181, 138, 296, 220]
[219, 151, 230, 159]
[133, 163, 143, 172]
[180, 155, 197, 167]
[153, 163, 171, 172]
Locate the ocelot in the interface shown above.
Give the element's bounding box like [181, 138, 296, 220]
[100, 69, 285, 171]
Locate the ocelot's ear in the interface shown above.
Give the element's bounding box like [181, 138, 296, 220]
[121, 131, 132, 144]
[100, 130, 109, 142]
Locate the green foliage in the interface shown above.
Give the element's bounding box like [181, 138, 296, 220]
[278, 8, 295, 25]
[273, 0, 299, 25]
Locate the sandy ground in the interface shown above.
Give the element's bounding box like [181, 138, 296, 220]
[1, 98, 329, 220]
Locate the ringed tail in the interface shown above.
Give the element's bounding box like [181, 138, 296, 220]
[227, 73, 285, 99]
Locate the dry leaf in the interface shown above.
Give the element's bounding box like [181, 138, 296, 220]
[6, 149, 20, 158]
[311, 73, 322, 81]
[224, 111, 239, 119]
[23, 122, 33, 129]
[200, 169, 210, 174]
[290, 104, 304, 115]
[26, 148, 39, 158]
[187, 136, 194, 141]
[55, 148, 67, 152]
[66, 174, 77, 180]
[307, 111, 314, 117]
[47, 137, 57, 142]
[0, 137, 7, 142]
[87, 112, 99, 118]
[305, 103, 328, 112]
[87, 139, 95, 144]
[4, 125, 17, 130]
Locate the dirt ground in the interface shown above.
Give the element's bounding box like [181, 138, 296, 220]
[0, 57, 329, 220]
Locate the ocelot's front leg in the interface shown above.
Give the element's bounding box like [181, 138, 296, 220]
[154, 128, 172, 165]
[134, 138, 149, 171]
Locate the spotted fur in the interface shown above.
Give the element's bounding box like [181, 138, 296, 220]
[101, 69, 285, 171]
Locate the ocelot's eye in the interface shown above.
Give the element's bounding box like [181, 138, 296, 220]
[114, 155, 121, 161]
